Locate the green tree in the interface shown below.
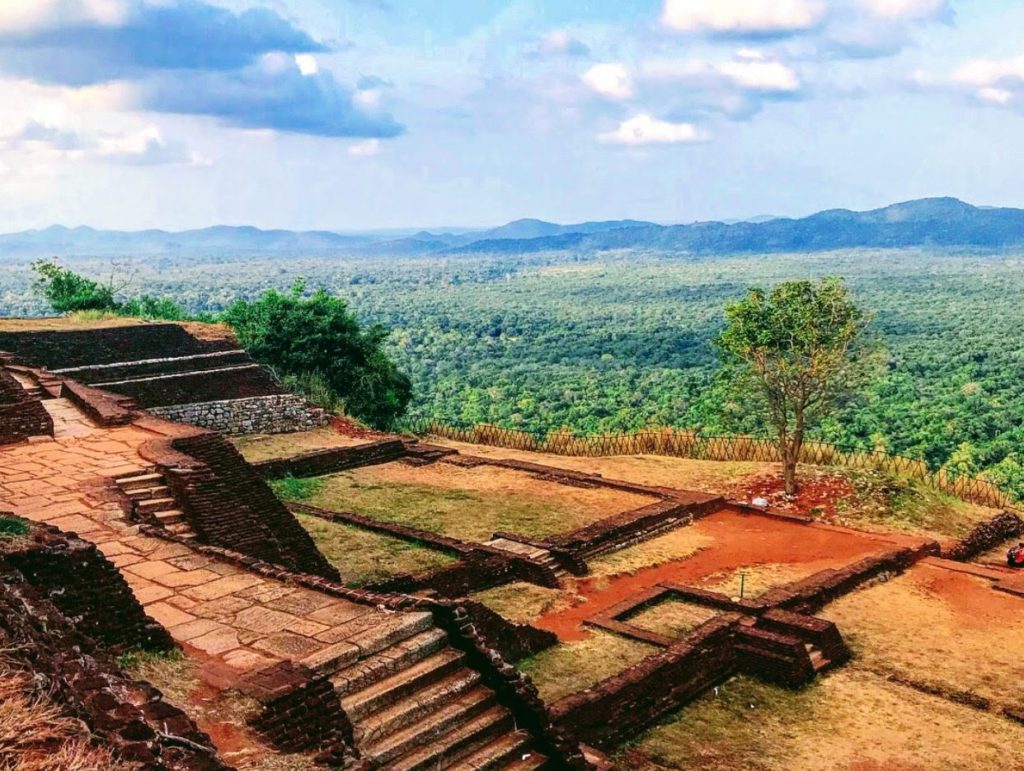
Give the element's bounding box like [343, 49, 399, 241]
[32, 259, 117, 313]
[716, 277, 870, 495]
[223, 282, 412, 429]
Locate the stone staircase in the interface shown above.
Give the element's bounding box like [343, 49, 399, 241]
[484, 538, 569, 581]
[309, 613, 549, 769]
[115, 471, 197, 540]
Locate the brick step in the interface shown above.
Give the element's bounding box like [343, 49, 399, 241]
[126, 485, 171, 500]
[459, 731, 535, 770]
[383, 704, 512, 770]
[502, 751, 549, 770]
[357, 672, 486, 746]
[330, 627, 448, 695]
[136, 497, 178, 514]
[115, 472, 165, 491]
[165, 523, 196, 539]
[153, 509, 186, 526]
[341, 647, 465, 720]
[806, 644, 830, 673]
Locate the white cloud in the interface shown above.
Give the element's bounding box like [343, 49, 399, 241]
[294, 54, 319, 76]
[0, 0, 128, 33]
[538, 30, 590, 57]
[952, 57, 1024, 88]
[348, 138, 381, 157]
[582, 62, 634, 100]
[661, 0, 825, 35]
[978, 87, 1013, 106]
[859, 0, 949, 21]
[598, 113, 706, 145]
[642, 55, 801, 94]
[0, 120, 207, 166]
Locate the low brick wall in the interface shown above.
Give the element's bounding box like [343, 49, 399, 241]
[289, 502, 470, 555]
[254, 438, 407, 479]
[551, 616, 738, 750]
[0, 369, 53, 444]
[553, 498, 718, 556]
[101, 365, 285, 408]
[734, 625, 816, 686]
[62, 376, 139, 426]
[150, 394, 328, 435]
[0, 519, 173, 653]
[943, 511, 1024, 561]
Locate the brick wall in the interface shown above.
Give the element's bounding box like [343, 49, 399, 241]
[550, 616, 738, 749]
[943, 511, 1024, 561]
[0, 369, 53, 444]
[0, 519, 173, 652]
[101, 365, 285, 407]
[0, 518, 226, 769]
[150, 394, 328, 435]
[254, 438, 407, 479]
[0, 323, 234, 369]
[160, 432, 340, 581]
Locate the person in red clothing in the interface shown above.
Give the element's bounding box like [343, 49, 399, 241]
[1007, 543, 1024, 568]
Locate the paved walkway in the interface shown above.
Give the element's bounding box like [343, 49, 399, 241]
[0, 396, 422, 679]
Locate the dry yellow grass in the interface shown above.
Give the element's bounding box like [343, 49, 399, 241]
[628, 600, 719, 639]
[519, 631, 658, 703]
[0, 668, 138, 771]
[589, 527, 713, 578]
[698, 562, 823, 600]
[820, 562, 1024, 711]
[471, 582, 564, 625]
[621, 670, 1024, 771]
[231, 429, 367, 462]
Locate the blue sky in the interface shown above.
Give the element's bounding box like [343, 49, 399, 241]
[0, 0, 1022, 231]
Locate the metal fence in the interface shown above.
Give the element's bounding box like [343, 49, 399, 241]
[405, 420, 1016, 511]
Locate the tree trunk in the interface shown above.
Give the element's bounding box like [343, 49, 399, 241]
[783, 447, 798, 496]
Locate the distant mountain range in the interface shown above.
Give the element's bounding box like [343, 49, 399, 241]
[2, 198, 1022, 260]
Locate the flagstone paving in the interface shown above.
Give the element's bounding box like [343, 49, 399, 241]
[0, 396, 426, 681]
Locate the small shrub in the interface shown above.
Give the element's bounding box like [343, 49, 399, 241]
[270, 475, 324, 501]
[0, 517, 30, 538]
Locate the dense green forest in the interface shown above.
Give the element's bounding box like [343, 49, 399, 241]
[4, 248, 1024, 492]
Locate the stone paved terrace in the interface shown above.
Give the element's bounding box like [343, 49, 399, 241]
[0, 395, 430, 678]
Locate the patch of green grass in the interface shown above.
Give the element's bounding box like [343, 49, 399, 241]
[291, 471, 585, 542]
[0, 516, 30, 538]
[270, 475, 324, 501]
[295, 513, 456, 587]
[616, 676, 816, 771]
[519, 631, 658, 703]
[116, 647, 185, 672]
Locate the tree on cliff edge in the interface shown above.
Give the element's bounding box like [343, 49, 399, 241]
[716, 277, 870, 496]
[224, 282, 412, 429]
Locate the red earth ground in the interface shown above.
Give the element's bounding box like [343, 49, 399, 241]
[535, 509, 928, 641]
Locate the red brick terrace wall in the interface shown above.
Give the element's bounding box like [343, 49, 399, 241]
[165, 433, 341, 581]
[0, 369, 54, 444]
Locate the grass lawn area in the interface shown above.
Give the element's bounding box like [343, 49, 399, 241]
[295, 513, 456, 587]
[232, 429, 366, 462]
[617, 671, 1023, 771]
[588, 527, 712, 578]
[471, 582, 564, 625]
[519, 631, 658, 703]
[276, 462, 652, 543]
[627, 600, 719, 639]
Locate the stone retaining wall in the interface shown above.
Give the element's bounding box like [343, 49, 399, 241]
[943, 511, 1024, 561]
[150, 394, 328, 435]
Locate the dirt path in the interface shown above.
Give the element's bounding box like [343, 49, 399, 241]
[535, 510, 928, 641]
[0, 398, 425, 684]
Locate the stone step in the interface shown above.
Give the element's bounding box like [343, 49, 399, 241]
[358, 672, 486, 746]
[165, 523, 196, 538]
[153, 509, 186, 526]
[379, 704, 511, 770]
[459, 731, 534, 770]
[115, 472, 164, 490]
[136, 497, 178, 514]
[126, 485, 171, 500]
[342, 648, 466, 720]
[503, 752, 549, 770]
[331, 627, 448, 695]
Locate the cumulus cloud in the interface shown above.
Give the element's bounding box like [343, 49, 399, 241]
[0, 0, 402, 139]
[948, 56, 1024, 108]
[598, 113, 706, 145]
[0, 120, 207, 166]
[661, 0, 825, 36]
[582, 62, 634, 100]
[643, 53, 801, 95]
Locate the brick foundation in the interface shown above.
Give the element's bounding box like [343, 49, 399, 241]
[0, 369, 53, 444]
[254, 439, 408, 479]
